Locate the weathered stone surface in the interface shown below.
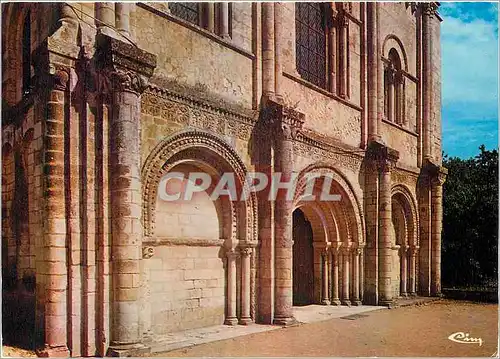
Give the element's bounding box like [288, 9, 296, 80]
[2, 2, 443, 356]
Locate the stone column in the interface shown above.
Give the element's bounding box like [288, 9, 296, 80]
[421, 4, 437, 160]
[205, 3, 215, 33]
[331, 247, 341, 305]
[328, 7, 338, 94]
[115, 3, 131, 38]
[388, 67, 395, 122]
[359, 246, 365, 301]
[274, 2, 283, 98]
[38, 67, 71, 357]
[225, 249, 238, 325]
[431, 171, 446, 296]
[341, 246, 351, 306]
[262, 2, 275, 97]
[352, 248, 362, 305]
[409, 246, 418, 296]
[220, 2, 230, 39]
[400, 246, 408, 297]
[96, 2, 115, 37]
[321, 249, 330, 305]
[339, 11, 349, 99]
[376, 146, 399, 306]
[269, 101, 304, 326]
[240, 247, 253, 325]
[366, 3, 379, 141]
[96, 35, 156, 356]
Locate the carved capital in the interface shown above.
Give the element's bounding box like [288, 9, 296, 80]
[421, 3, 439, 17]
[263, 98, 305, 141]
[367, 140, 399, 173]
[240, 247, 253, 257]
[95, 34, 157, 96]
[48, 64, 70, 91]
[142, 246, 154, 259]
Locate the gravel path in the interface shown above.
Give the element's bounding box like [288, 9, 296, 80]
[156, 300, 498, 357]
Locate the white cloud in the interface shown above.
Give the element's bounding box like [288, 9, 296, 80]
[441, 13, 498, 106]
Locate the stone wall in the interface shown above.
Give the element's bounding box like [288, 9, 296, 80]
[147, 245, 226, 335]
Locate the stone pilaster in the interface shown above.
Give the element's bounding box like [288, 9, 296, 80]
[265, 99, 304, 326]
[95, 34, 156, 356]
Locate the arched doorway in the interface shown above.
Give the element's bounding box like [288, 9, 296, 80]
[293, 165, 365, 307]
[391, 187, 418, 298]
[292, 208, 314, 306]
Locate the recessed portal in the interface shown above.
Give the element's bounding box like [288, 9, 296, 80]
[292, 209, 314, 306]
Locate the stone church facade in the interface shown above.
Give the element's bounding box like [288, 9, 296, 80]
[1, 2, 447, 357]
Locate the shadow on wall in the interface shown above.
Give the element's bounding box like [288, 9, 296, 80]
[2, 279, 36, 350]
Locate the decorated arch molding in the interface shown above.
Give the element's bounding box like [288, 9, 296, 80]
[391, 184, 419, 246]
[294, 163, 365, 245]
[382, 35, 409, 72]
[141, 129, 258, 245]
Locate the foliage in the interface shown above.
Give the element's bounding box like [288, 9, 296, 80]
[442, 145, 498, 289]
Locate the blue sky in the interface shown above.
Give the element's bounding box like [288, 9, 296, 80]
[439, 2, 499, 159]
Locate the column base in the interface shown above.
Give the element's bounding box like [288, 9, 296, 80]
[321, 299, 331, 305]
[239, 317, 253, 325]
[273, 316, 297, 326]
[410, 292, 417, 297]
[36, 345, 70, 357]
[379, 299, 395, 308]
[351, 300, 362, 306]
[107, 343, 151, 357]
[400, 292, 408, 298]
[331, 299, 342, 306]
[341, 299, 351, 306]
[224, 317, 238, 326]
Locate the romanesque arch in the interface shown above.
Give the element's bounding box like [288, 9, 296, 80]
[382, 35, 408, 72]
[292, 163, 365, 306]
[140, 129, 258, 334]
[391, 184, 419, 297]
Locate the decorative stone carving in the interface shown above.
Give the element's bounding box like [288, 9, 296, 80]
[141, 130, 258, 245]
[263, 98, 305, 141]
[95, 33, 156, 96]
[420, 2, 439, 17]
[142, 246, 154, 259]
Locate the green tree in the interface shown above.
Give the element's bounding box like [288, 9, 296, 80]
[442, 145, 498, 288]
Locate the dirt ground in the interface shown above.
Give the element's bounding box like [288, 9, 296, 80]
[157, 300, 498, 357]
[2, 300, 497, 357]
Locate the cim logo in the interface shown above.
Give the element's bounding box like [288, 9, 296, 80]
[448, 332, 483, 346]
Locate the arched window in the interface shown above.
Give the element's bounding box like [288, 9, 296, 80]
[22, 11, 31, 96]
[384, 48, 405, 125]
[295, 2, 329, 89]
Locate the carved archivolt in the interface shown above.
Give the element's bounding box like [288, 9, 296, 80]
[391, 184, 419, 246]
[141, 129, 258, 245]
[293, 163, 365, 245]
